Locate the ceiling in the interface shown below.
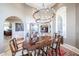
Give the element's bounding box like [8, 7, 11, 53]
[26, 3, 56, 9]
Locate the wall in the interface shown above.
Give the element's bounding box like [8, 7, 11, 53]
[56, 3, 77, 47]
[76, 4, 79, 49]
[5, 18, 24, 39]
[64, 4, 76, 47]
[55, 3, 79, 49]
[0, 3, 34, 53]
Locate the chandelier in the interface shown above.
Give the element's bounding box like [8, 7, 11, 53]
[33, 4, 55, 23]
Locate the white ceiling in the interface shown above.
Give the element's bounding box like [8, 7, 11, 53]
[26, 3, 56, 9]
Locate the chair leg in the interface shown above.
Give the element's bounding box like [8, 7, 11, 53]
[51, 49, 53, 56]
[22, 49, 24, 56]
[37, 49, 40, 56]
[34, 50, 36, 56]
[35, 49, 39, 56]
[58, 48, 61, 56]
[55, 49, 57, 56]
[12, 52, 16, 56]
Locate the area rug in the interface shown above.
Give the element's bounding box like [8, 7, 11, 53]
[47, 46, 79, 56]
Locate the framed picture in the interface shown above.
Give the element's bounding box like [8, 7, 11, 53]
[40, 24, 48, 33]
[15, 23, 24, 31]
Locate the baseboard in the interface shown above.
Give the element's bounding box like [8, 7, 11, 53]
[62, 43, 79, 54]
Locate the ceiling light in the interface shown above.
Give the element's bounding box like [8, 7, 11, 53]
[33, 3, 55, 23]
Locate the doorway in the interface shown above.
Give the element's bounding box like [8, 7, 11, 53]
[3, 16, 23, 55]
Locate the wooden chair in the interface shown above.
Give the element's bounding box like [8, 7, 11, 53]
[9, 38, 17, 56]
[53, 33, 57, 39]
[9, 38, 28, 56]
[51, 36, 61, 56]
[15, 38, 29, 56]
[60, 36, 63, 44]
[16, 38, 24, 51]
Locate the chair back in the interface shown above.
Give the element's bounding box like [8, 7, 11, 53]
[54, 33, 57, 38]
[16, 38, 24, 50]
[57, 37, 61, 47]
[9, 38, 17, 55]
[51, 36, 61, 48]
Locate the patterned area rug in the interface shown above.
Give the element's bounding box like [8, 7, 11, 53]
[47, 46, 79, 56]
[61, 47, 79, 56]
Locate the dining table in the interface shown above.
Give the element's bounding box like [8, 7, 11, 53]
[22, 35, 63, 56]
[22, 36, 53, 51]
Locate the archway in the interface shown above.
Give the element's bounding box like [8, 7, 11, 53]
[56, 6, 66, 38]
[3, 16, 24, 52]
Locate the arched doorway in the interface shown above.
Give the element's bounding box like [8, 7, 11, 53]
[3, 16, 24, 52]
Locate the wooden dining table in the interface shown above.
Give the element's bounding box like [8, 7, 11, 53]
[23, 37, 53, 51]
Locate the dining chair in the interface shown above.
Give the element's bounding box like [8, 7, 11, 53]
[51, 36, 61, 56]
[16, 38, 31, 56]
[16, 38, 24, 51]
[9, 38, 25, 56]
[9, 38, 28, 56]
[9, 38, 17, 56]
